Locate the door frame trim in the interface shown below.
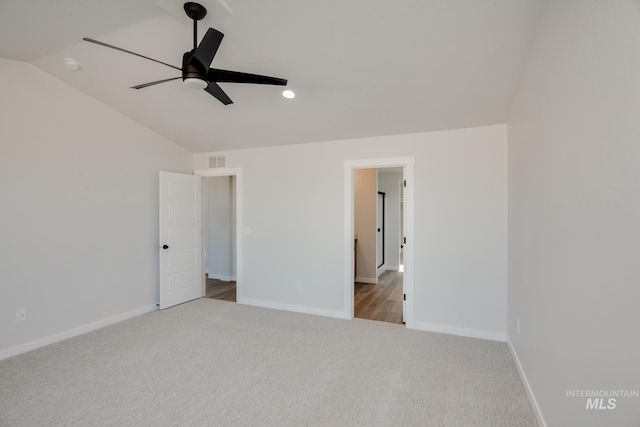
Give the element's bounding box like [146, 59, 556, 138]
[194, 168, 243, 303]
[344, 157, 415, 326]
[377, 191, 386, 270]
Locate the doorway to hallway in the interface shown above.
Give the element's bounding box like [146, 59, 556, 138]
[203, 175, 237, 303]
[194, 166, 243, 304]
[351, 165, 408, 325]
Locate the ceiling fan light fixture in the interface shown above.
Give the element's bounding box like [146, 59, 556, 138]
[282, 89, 295, 99]
[184, 77, 208, 90]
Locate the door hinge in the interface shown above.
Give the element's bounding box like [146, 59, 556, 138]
[403, 237, 406, 244]
[403, 180, 407, 187]
[403, 294, 406, 301]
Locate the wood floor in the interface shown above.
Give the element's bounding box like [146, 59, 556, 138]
[206, 278, 236, 302]
[206, 271, 403, 325]
[354, 269, 403, 324]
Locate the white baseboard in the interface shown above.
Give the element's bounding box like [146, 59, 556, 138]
[239, 297, 350, 320]
[507, 338, 547, 427]
[355, 277, 378, 284]
[408, 320, 507, 342]
[207, 273, 236, 281]
[0, 305, 157, 361]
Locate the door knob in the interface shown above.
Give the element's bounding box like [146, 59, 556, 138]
[162, 244, 169, 249]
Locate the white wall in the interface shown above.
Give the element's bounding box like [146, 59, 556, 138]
[0, 59, 193, 356]
[204, 176, 236, 281]
[378, 169, 403, 270]
[507, 1, 640, 426]
[195, 124, 508, 338]
[354, 168, 377, 282]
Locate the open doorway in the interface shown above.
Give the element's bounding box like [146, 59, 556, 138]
[353, 167, 404, 324]
[202, 174, 237, 302]
[344, 157, 413, 326]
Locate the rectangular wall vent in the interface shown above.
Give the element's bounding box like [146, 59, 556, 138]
[209, 155, 226, 168]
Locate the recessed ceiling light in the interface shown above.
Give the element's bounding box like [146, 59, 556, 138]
[64, 58, 82, 71]
[282, 89, 295, 99]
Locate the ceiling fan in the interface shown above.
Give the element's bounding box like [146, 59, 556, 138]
[83, 2, 287, 105]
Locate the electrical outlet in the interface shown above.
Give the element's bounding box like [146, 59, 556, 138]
[296, 281, 302, 290]
[16, 308, 26, 322]
[517, 318, 520, 335]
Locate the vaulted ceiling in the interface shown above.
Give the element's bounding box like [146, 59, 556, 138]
[0, 0, 542, 152]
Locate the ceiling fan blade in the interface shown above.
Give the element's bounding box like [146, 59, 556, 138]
[191, 28, 224, 70]
[205, 82, 233, 105]
[131, 77, 182, 90]
[207, 68, 287, 86]
[83, 38, 182, 71]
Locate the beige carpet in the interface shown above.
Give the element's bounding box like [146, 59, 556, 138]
[0, 299, 537, 426]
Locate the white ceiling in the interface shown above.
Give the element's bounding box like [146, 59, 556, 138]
[0, 0, 542, 153]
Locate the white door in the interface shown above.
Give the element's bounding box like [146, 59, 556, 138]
[401, 173, 406, 324]
[159, 172, 202, 309]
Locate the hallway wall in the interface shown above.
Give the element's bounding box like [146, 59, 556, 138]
[378, 169, 403, 270]
[354, 168, 377, 282]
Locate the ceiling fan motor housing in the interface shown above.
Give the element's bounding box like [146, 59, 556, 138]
[182, 51, 206, 82]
